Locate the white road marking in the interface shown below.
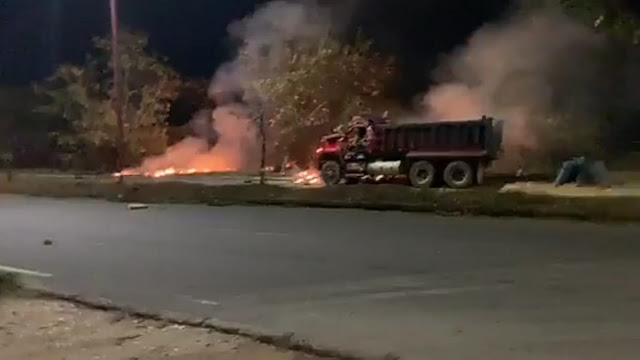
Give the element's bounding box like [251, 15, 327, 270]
[0, 264, 53, 278]
[229, 283, 512, 307]
[254, 231, 290, 237]
[366, 284, 508, 300]
[194, 299, 220, 306]
[178, 294, 220, 306]
[216, 228, 290, 237]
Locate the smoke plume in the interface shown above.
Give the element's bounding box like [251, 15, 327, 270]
[421, 7, 613, 169]
[135, 106, 257, 173]
[210, 0, 331, 97]
[127, 0, 333, 174]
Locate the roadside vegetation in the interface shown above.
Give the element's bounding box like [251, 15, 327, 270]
[0, 29, 396, 172]
[0, 272, 19, 298]
[1, 174, 639, 222]
[34, 32, 182, 171]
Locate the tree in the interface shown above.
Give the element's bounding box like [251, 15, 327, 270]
[36, 31, 182, 169]
[245, 36, 395, 165]
[557, 0, 640, 159]
[559, 0, 640, 43]
[0, 86, 51, 169]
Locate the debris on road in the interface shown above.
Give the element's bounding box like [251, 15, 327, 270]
[127, 203, 149, 210]
[42, 239, 53, 246]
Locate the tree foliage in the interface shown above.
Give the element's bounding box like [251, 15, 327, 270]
[246, 36, 395, 164]
[0, 86, 50, 168]
[36, 31, 182, 169]
[559, 0, 640, 43]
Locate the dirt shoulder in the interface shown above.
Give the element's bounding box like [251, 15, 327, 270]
[1, 173, 640, 222]
[0, 295, 327, 360]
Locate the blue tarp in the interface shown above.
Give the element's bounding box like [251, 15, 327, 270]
[554, 157, 610, 186]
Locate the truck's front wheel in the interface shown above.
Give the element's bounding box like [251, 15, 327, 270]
[443, 161, 474, 188]
[408, 161, 436, 188]
[321, 160, 342, 186]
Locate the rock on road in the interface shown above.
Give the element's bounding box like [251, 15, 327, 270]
[1, 194, 640, 359]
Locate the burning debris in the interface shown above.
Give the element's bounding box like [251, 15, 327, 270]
[292, 169, 323, 186]
[114, 105, 256, 178]
[114, 167, 224, 179]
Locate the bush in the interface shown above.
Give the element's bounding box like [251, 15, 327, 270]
[0, 272, 19, 297]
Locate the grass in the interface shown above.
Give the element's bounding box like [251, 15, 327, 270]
[0, 272, 19, 297]
[1, 173, 640, 222]
[610, 171, 640, 186]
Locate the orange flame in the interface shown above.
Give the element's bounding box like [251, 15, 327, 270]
[113, 166, 234, 178]
[292, 169, 323, 186]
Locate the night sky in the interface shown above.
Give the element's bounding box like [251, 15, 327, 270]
[1, 0, 512, 95]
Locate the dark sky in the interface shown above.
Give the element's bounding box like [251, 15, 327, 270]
[0, 0, 511, 95]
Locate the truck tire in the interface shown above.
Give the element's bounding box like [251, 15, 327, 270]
[408, 161, 436, 188]
[321, 160, 341, 186]
[443, 161, 474, 189]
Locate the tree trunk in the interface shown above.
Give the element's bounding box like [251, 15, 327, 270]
[259, 113, 266, 185]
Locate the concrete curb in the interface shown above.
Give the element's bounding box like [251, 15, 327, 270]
[203, 197, 636, 223]
[26, 288, 398, 360]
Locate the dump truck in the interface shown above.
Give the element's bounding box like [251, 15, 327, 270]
[315, 115, 504, 188]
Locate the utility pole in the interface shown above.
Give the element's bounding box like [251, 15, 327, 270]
[259, 112, 266, 185]
[110, 0, 125, 182]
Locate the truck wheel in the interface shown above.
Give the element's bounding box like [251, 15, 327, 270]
[443, 161, 474, 188]
[408, 161, 436, 188]
[321, 160, 341, 186]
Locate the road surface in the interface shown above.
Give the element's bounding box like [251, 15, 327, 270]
[1, 195, 639, 359]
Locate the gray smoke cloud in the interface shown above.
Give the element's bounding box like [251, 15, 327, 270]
[128, 1, 334, 174]
[210, 0, 332, 98]
[133, 106, 257, 174]
[206, 0, 333, 168]
[420, 7, 620, 169]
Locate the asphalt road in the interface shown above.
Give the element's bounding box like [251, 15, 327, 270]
[1, 195, 640, 359]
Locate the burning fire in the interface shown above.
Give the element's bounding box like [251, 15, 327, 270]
[293, 169, 323, 186]
[114, 166, 234, 178]
[112, 104, 257, 179]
